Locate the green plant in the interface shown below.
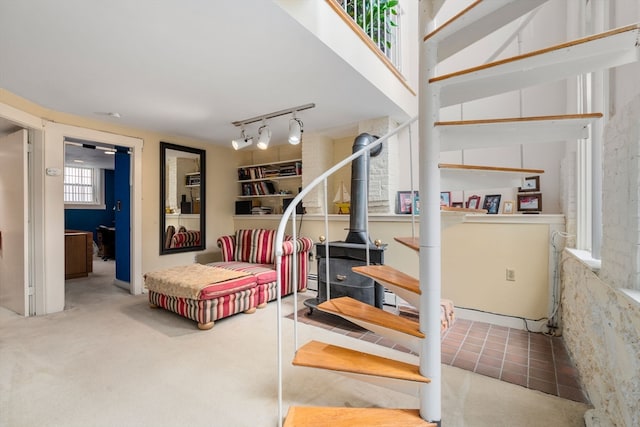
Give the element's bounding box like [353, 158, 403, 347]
[345, 0, 399, 53]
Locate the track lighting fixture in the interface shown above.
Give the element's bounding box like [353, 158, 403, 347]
[230, 103, 314, 150]
[288, 115, 303, 145]
[257, 120, 271, 150]
[232, 128, 253, 150]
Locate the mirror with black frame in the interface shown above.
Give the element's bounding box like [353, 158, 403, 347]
[160, 141, 206, 254]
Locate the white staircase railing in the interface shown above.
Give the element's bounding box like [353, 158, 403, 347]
[273, 116, 417, 426]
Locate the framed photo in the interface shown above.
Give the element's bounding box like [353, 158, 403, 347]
[467, 195, 481, 210]
[502, 200, 514, 214]
[451, 202, 463, 208]
[396, 191, 418, 214]
[440, 191, 451, 208]
[517, 193, 542, 212]
[482, 194, 502, 214]
[519, 176, 540, 192]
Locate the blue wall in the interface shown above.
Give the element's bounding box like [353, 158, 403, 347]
[64, 169, 115, 243]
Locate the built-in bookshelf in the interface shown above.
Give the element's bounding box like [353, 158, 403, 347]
[237, 159, 302, 198]
[185, 172, 200, 187]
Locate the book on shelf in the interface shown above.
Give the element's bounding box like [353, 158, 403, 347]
[242, 180, 277, 196]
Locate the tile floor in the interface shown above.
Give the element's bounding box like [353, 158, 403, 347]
[293, 307, 589, 404]
[441, 318, 588, 403]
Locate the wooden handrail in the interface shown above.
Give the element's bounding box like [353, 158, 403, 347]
[324, 0, 416, 96]
[439, 163, 544, 174]
[423, 0, 483, 42]
[435, 113, 603, 126]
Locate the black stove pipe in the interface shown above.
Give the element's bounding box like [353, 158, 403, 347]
[345, 133, 382, 245]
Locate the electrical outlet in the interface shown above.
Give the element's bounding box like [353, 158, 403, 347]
[506, 269, 516, 281]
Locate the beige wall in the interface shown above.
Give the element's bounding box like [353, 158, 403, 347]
[442, 222, 550, 320]
[233, 214, 556, 320]
[0, 90, 238, 291]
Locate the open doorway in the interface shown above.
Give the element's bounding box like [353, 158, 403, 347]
[63, 140, 121, 290]
[44, 122, 143, 314]
[0, 109, 143, 316]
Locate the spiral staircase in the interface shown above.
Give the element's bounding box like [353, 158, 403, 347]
[281, 1, 640, 425]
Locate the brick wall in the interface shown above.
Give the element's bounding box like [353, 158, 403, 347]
[601, 94, 640, 290]
[358, 117, 400, 214]
[302, 117, 401, 215]
[561, 94, 640, 427]
[561, 252, 640, 427]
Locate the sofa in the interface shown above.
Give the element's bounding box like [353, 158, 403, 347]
[145, 229, 313, 329]
[211, 229, 314, 305]
[164, 225, 201, 249]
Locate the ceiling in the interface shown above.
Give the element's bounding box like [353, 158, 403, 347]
[0, 0, 411, 148]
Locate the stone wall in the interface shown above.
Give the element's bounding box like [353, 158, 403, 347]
[600, 94, 640, 291]
[561, 251, 640, 427]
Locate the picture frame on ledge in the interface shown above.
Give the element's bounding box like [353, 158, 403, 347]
[440, 191, 451, 208]
[502, 200, 514, 214]
[519, 176, 540, 192]
[482, 194, 502, 214]
[397, 191, 419, 214]
[517, 193, 542, 213]
[467, 195, 481, 210]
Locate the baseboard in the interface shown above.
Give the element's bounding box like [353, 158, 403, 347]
[113, 279, 130, 293]
[455, 307, 549, 333]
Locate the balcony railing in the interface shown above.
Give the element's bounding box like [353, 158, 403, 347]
[335, 0, 401, 70]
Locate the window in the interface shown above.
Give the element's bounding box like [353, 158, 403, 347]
[64, 166, 105, 208]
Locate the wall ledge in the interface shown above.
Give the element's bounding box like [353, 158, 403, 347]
[565, 248, 602, 272]
[619, 288, 640, 307]
[235, 213, 565, 225]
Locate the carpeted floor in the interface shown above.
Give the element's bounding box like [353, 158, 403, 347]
[288, 304, 588, 404]
[0, 262, 591, 426]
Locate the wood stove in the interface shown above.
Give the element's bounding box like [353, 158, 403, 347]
[304, 133, 386, 311]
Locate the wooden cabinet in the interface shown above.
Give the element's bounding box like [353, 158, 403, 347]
[65, 230, 93, 279]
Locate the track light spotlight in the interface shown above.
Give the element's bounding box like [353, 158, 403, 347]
[232, 128, 253, 150]
[288, 116, 303, 145]
[257, 122, 271, 150]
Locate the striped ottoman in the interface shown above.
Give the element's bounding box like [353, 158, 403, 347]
[145, 264, 259, 330]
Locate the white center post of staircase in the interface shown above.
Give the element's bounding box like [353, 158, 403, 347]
[419, 6, 441, 423]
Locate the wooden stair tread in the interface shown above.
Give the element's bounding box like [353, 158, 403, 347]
[284, 407, 437, 427]
[394, 236, 419, 252]
[423, 0, 547, 62]
[437, 113, 603, 151]
[293, 340, 429, 383]
[352, 265, 420, 295]
[430, 23, 640, 107]
[318, 297, 424, 338]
